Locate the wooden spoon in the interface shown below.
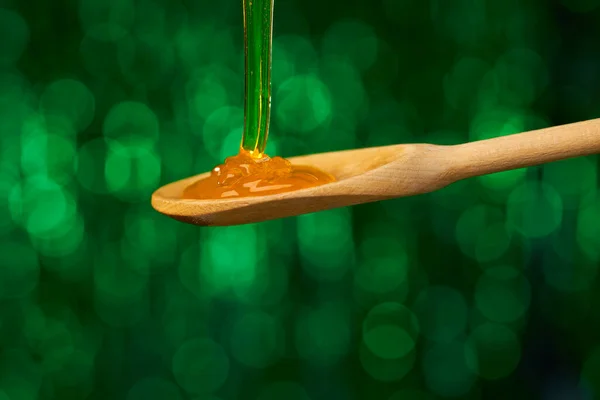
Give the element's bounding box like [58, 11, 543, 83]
[152, 119, 600, 226]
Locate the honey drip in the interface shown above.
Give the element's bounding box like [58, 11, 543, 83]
[183, 0, 335, 200]
[183, 150, 335, 200]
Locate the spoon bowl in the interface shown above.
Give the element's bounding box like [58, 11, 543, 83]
[152, 119, 600, 226]
[151, 144, 451, 226]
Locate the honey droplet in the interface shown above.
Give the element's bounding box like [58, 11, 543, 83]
[183, 150, 335, 200]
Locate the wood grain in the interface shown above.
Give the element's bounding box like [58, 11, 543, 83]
[152, 118, 600, 226]
[449, 118, 600, 180]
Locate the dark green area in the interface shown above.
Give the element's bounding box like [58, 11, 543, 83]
[1, 0, 600, 399]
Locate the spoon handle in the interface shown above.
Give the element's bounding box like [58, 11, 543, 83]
[449, 118, 600, 180]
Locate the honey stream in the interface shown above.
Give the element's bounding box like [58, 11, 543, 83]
[183, 0, 335, 201]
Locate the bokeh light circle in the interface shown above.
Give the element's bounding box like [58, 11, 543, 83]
[507, 181, 563, 238]
[359, 303, 419, 382]
[362, 302, 419, 360]
[103, 101, 160, 143]
[577, 193, 600, 262]
[185, 67, 230, 121]
[422, 341, 477, 397]
[321, 19, 378, 71]
[297, 208, 354, 282]
[455, 205, 511, 263]
[295, 303, 351, 367]
[359, 341, 417, 382]
[104, 140, 161, 202]
[80, 27, 135, 79]
[40, 79, 96, 132]
[76, 138, 115, 194]
[444, 57, 490, 111]
[465, 323, 521, 380]
[273, 35, 318, 85]
[475, 266, 531, 323]
[123, 208, 178, 275]
[0, 8, 29, 66]
[275, 75, 331, 134]
[172, 338, 229, 394]
[13, 177, 77, 240]
[0, 240, 39, 299]
[79, 0, 135, 33]
[542, 253, 598, 293]
[0, 178, 16, 234]
[229, 311, 284, 369]
[543, 157, 596, 209]
[119, 35, 175, 89]
[413, 286, 468, 343]
[199, 225, 261, 294]
[354, 254, 408, 295]
[202, 106, 243, 159]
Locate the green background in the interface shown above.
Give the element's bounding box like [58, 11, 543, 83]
[1, 0, 600, 398]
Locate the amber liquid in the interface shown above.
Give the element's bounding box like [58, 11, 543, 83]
[183, 0, 335, 201]
[183, 150, 335, 200]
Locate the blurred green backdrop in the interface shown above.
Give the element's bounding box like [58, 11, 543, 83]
[1, 0, 600, 399]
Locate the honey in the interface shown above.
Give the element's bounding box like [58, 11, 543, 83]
[183, 150, 335, 200]
[183, 0, 335, 201]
